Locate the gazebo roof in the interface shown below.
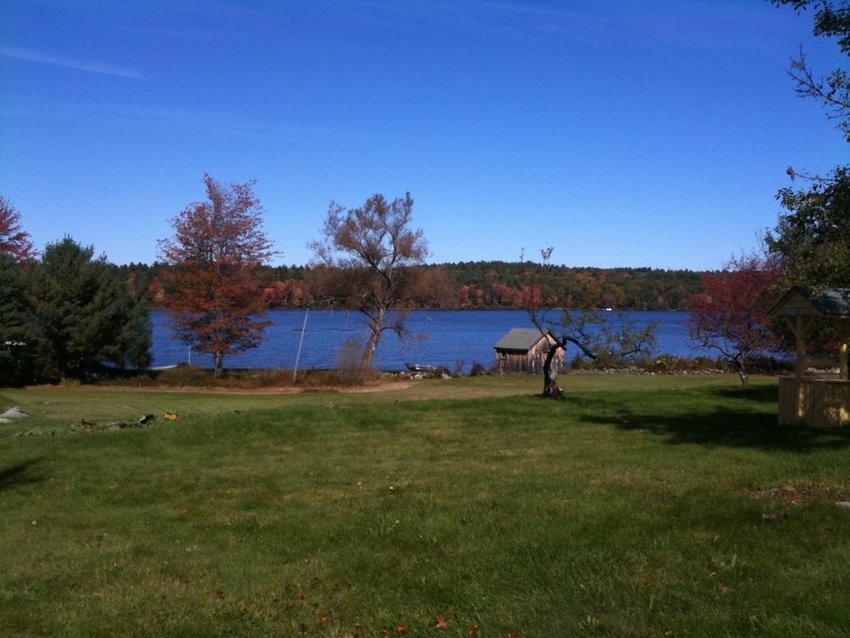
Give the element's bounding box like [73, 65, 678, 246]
[771, 287, 850, 318]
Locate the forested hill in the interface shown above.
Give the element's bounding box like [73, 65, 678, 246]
[117, 261, 705, 311]
[434, 261, 703, 310]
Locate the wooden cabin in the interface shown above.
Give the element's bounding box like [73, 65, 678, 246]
[494, 328, 563, 373]
[771, 287, 850, 427]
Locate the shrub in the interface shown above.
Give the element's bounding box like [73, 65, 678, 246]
[155, 363, 209, 387]
[469, 362, 488, 376]
[335, 337, 367, 385]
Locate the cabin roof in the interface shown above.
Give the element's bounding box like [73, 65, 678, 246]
[771, 287, 850, 318]
[494, 328, 549, 352]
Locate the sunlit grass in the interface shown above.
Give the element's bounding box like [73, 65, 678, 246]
[2, 375, 850, 636]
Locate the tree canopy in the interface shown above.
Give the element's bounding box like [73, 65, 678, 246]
[157, 175, 275, 376]
[0, 195, 36, 263]
[687, 254, 783, 386]
[768, 165, 850, 287]
[769, 0, 850, 292]
[310, 192, 428, 370]
[26, 237, 151, 381]
[0, 253, 36, 385]
[772, 0, 850, 140]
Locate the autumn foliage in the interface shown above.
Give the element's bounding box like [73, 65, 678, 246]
[157, 175, 275, 376]
[0, 195, 36, 263]
[687, 254, 783, 386]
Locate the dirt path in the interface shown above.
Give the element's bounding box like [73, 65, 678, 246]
[22, 381, 417, 395]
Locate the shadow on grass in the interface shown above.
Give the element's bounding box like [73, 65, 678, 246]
[710, 383, 779, 404]
[580, 407, 850, 452]
[0, 458, 46, 491]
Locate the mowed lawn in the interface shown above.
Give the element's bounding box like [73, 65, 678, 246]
[2, 375, 850, 637]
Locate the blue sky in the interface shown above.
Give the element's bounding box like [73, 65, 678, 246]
[1, 0, 846, 270]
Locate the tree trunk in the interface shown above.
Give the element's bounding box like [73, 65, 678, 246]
[213, 350, 224, 378]
[542, 343, 564, 399]
[360, 309, 384, 371]
[737, 363, 749, 387]
[734, 354, 750, 387]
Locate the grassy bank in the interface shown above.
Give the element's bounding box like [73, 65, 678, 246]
[2, 375, 849, 636]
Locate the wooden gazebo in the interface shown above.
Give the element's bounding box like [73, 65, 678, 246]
[771, 287, 850, 427]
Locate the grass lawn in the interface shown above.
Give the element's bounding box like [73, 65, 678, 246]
[2, 374, 850, 636]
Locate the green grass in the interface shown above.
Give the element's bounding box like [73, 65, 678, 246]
[2, 375, 850, 636]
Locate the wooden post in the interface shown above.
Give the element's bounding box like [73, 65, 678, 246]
[839, 320, 850, 381]
[790, 315, 816, 423]
[795, 315, 806, 380]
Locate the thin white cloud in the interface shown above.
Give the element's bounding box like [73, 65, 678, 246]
[333, 0, 610, 48]
[0, 95, 364, 146]
[0, 46, 144, 79]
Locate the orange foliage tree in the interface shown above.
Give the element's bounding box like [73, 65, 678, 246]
[157, 175, 275, 376]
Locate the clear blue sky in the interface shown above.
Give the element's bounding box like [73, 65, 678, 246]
[1, 0, 846, 270]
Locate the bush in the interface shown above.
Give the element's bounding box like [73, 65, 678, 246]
[469, 362, 488, 376]
[154, 364, 210, 387]
[335, 337, 367, 385]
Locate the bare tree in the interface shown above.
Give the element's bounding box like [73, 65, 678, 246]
[526, 248, 657, 399]
[771, 1, 850, 140]
[310, 193, 428, 371]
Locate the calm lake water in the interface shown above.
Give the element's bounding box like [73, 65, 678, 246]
[151, 309, 711, 372]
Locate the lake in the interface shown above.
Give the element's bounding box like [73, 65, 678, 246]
[151, 309, 711, 372]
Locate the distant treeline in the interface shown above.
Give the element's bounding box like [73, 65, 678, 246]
[114, 261, 705, 311]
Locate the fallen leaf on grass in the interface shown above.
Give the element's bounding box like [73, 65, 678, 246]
[181, 507, 190, 514]
[468, 622, 481, 637]
[435, 614, 450, 629]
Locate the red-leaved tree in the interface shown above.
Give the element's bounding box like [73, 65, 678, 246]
[687, 254, 783, 386]
[0, 196, 37, 263]
[157, 175, 275, 376]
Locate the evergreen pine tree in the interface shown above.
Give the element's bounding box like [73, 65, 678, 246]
[0, 253, 36, 385]
[26, 237, 151, 381]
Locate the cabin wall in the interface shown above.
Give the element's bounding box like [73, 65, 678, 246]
[496, 339, 564, 373]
